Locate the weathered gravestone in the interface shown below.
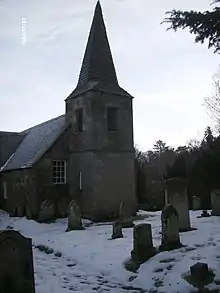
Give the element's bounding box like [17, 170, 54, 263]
[119, 201, 134, 228]
[38, 200, 55, 223]
[164, 177, 191, 231]
[131, 223, 156, 263]
[187, 262, 215, 289]
[111, 220, 123, 239]
[67, 200, 84, 231]
[160, 204, 182, 251]
[0, 230, 35, 293]
[211, 190, 220, 216]
[193, 196, 201, 211]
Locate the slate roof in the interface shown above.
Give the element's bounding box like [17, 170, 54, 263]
[0, 131, 26, 168]
[66, 1, 132, 100]
[1, 115, 67, 172]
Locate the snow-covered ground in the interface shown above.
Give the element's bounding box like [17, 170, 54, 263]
[1, 209, 220, 293]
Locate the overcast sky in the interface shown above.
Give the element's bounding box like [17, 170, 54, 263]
[0, 0, 219, 150]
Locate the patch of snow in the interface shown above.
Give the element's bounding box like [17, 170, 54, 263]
[1, 209, 220, 292]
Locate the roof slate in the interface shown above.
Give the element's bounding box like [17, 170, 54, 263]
[0, 131, 26, 168]
[66, 1, 132, 100]
[1, 115, 67, 172]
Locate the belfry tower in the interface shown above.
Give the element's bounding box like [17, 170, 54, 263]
[65, 1, 137, 220]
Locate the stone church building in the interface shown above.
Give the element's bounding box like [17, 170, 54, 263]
[0, 1, 137, 221]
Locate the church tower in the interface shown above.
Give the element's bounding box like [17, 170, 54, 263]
[65, 1, 137, 220]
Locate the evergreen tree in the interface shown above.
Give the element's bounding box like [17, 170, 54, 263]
[163, 1, 220, 53]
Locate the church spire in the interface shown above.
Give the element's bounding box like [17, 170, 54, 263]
[66, 1, 132, 100]
[77, 1, 119, 86]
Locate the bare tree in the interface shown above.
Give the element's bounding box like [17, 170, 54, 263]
[205, 77, 220, 132]
[204, 73, 220, 132]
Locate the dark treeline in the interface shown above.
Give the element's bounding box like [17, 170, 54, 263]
[135, 126, 220, 211]
[134, 0, 220, 211]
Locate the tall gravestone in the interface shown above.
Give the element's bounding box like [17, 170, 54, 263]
[164, 177, 191, 231]
[0, 230, 35, 293]
[67, 200, 84, 231]
[211, 190, 220, 216]
[193, 196, 201, 211]
[160, 204, 182, 251]
[131, 223, 156, 263]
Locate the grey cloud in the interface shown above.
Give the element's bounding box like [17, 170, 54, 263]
[0, 0, 218, 150]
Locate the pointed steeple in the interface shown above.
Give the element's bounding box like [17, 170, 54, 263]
[77, 1, 118, 86]
[66, 1, 132, 100]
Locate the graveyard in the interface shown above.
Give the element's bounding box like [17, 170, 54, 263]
[1, 1, 220, 293]
[1, 207, 220, 293]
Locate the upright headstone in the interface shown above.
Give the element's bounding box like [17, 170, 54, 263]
[38, 200, 55, 223]
[160, 204, 182, 251]
[189, 262, 214, 288]
[119, 201, 134, 228]
[211, 190, 220, 216]
[67, 200, 84, 231]
[0, 230, 35, 293]
[131, 223, 156, 263]
[111, 220, 123, 239]
[164, 177, 191, 231]
[193, 196, 201, 211]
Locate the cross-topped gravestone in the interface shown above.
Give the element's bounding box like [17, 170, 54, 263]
[0, 230, 35, 293]
[160, 204, 182, 251]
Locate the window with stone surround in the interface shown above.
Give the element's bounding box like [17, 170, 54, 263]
[52, 160, 67, 184]
[107, 106, 118, 131]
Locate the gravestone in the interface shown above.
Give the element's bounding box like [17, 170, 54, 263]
[0, 230, 35, 293]
[131, 223, 156, 263]
[193, 196, 201, 211]
[188, 262, 214, 288]
[119, 201, 134, 228]
[111, 221, 123, 239]
[211, 190, 220, 216]
[57, 197, 68, 218]
[67, 200, 84, 231]
[38, 200, 55, 223]
[190, 263, 210, 281]
[164, 177, 191, 231]
[160, 204, 182, 251]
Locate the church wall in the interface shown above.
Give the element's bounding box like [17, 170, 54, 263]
[33, 128, 70, 214]
[0, 168, 37, 218]
[70, 150, 137, 221]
